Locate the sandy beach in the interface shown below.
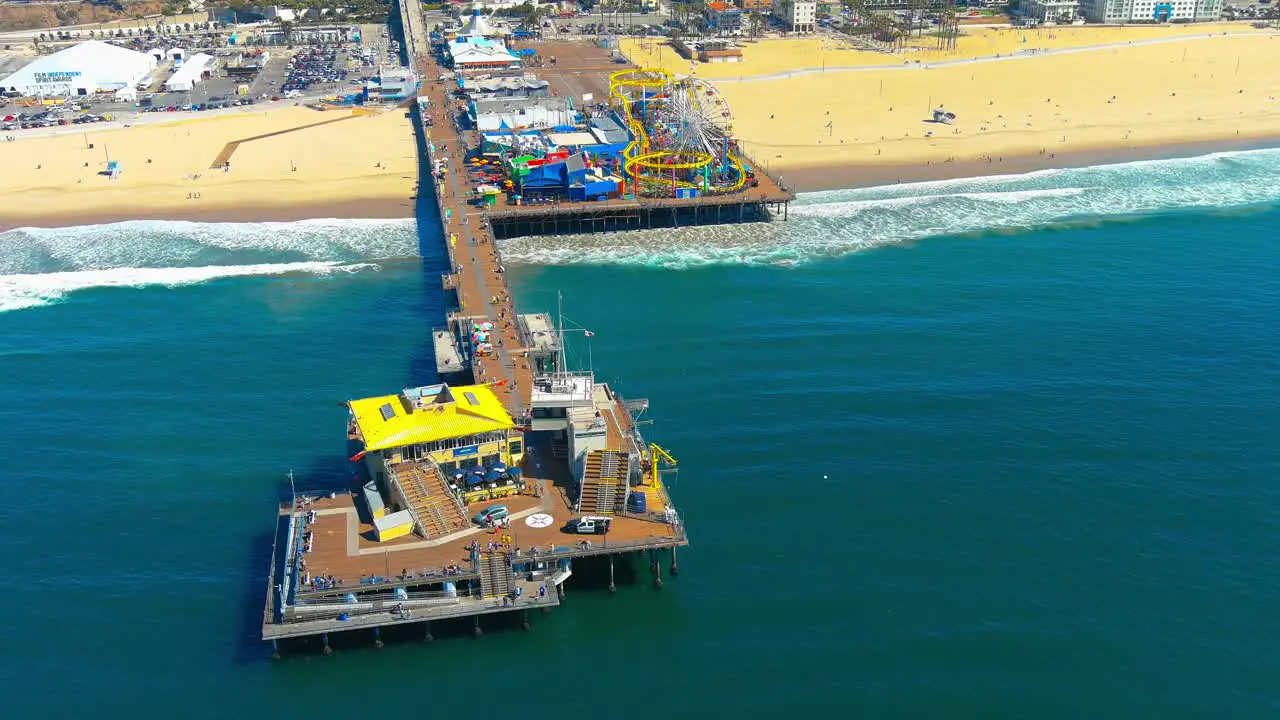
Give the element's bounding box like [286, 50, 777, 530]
[0, 104, 419, 230]
[622, 25, 1280, 189]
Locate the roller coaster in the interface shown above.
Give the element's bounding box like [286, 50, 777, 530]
[608, 68, 748, 198]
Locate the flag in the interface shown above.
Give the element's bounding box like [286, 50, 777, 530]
[350, 451, 367, 462]
[584, 330, 595, 338]
[494, 379, 509, 388]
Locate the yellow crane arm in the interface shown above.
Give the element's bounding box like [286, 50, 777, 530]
[648, 443, 678, 487]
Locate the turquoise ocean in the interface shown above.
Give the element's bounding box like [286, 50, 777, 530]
[3, 149, 1279, 716]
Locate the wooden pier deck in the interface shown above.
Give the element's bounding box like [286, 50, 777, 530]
[258, 0, 691, 650]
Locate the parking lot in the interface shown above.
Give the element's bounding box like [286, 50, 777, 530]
[1, 25, 401, 129]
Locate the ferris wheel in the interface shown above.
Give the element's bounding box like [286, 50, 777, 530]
[654, 78, 735, 157]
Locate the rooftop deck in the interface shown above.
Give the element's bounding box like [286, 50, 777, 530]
[279, 432, 681, 603]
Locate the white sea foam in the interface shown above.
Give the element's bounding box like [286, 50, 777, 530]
[0, 261, 381, 312]
[499, 147, 1280, 269]
[0, 217, 419, 311]
[0, 217, 420, 276]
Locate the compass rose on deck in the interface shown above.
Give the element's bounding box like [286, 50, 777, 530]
[525, 513, 554, 529]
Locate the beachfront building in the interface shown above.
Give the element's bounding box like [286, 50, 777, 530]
[1020, 0, 1080, 22]
[471, 96, 575, 131]
[772, 0, 817, 33]
[348, 383, 527, 539]
[0, 41, 156, 97]
[1076, 0, 1222, 22]
[705, 1, 746, 35]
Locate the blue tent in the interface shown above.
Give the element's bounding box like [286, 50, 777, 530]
[521, 162, 567, 191]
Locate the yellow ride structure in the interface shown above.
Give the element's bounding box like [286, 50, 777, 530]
[608, 67, 747, 196]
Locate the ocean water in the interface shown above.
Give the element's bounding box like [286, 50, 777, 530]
[3, 149, 1280, 717]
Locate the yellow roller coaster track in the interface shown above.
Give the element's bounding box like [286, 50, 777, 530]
[609, 68, 748, 195]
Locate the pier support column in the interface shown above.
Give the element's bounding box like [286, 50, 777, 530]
[522, 609, 531, 632]
[608, 555, 616, 593]
[670, 547, 679, 577]
[373, 626, 383, 650]
[653, 555, 663, 591]
[557, 582, 565, 601]
[271, 639, 281, 662]
[472, 615, 483, 639]
[648, 549, 658, 575]
[423, 621, 434, 643]
[321, 632, 333, 656]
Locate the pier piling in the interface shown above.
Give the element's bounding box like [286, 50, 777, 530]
[472, 615, 483, 639]
[670, 547, 679, 577]
[321, 632, 333, 656]
[271, 639, 281, 662]
[653, 555, 663, 591]
[522, 610, 531, 632]
[423, 621, 434, 643]
[373, 626, 383, 650]
[609, 555, 616, 593]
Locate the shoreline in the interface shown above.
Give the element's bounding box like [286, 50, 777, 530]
[6, 136, 1278, 232]
[770, 134, 1280, 193]
[0, 196, 415, 233]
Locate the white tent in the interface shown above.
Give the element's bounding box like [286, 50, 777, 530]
[164, 53, 215, 92]
[448, 36, 519, 69]
[0, 41, 156, 97]
[460, 10, 507, 38]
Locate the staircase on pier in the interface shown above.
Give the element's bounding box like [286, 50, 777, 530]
[479, 551, 512, 599]
[578, 450, 629, 515]
[392, 462, 468, 539]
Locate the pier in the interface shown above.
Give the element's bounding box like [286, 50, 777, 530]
[259, 0, 720, 654]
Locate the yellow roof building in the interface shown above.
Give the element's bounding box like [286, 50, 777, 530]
[348, 383, 515, 452]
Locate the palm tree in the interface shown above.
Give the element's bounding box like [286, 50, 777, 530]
[776, 0, 794, 35]
[278, 19, 295, 47]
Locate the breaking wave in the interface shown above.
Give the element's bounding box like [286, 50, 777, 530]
[0, 218, 419, 311]
[498, 147, 1280, 269]
[0, 262, 381, 313]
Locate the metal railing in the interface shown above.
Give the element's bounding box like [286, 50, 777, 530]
[385, 461, 427, 538]
[296, 566, 476, 597]
[509, 531, 687, 564]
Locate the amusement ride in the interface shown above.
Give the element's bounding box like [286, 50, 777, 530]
[608, 68, 749, 198]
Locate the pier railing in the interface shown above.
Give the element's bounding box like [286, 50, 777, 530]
[510, 531, 687, 565]
[295, 567, 477, 597]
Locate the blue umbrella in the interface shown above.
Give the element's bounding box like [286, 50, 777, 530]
[484, 470, 502, 482]
[507, 467, 522, 478]
[451, 468, 467, 480]
[470, 466, 486, 475]
[466, 475, 484, 486]
[490, 462, 508, 473]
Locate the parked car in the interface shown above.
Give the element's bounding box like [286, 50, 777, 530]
[564, 516, 611, 535]
[473, 505, 510, 526]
